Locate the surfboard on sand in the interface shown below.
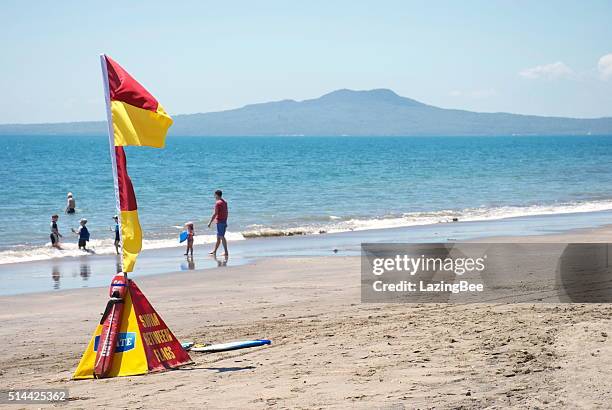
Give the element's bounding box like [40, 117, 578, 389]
[190, 339, 271, 353]
[179, 231, 189, 243]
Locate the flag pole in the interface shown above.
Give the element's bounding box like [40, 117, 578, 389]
[100, 54, 123, 273]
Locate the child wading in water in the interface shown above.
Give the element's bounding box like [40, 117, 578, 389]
[50, 214, 63, 249]
[184, 222, 194, 257]
[72, 218, 90, 251]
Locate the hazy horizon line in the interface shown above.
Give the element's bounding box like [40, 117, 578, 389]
[2, 88, 612, 126]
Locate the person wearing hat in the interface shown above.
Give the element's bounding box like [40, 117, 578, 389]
[71, 218, 90, 250]
[65, 192, 76, 214]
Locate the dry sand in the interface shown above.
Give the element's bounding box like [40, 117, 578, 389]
[2, 227, 612, 408]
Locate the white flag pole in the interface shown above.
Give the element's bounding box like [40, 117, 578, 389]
[100, 54, 123, 273]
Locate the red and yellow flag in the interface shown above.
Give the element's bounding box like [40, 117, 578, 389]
[106, 55, 172, 148]
[72, 56, 187, 381]
[103, 55, 172, 271]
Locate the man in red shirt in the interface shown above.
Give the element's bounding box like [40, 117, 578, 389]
[208, 189, 229, 257]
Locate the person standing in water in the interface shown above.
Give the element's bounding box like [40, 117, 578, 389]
[208, 190, 229, 257]
[184, 222, 194, 257]
[50, 214, 63, 249]
[71, 218, 90, 251]
[65, 192, 76, 214]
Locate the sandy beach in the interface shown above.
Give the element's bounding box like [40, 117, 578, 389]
[1, 224, 612, 408]
[2, 2, 612, 409]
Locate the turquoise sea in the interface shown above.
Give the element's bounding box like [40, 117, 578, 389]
[1, 135, 612, 265]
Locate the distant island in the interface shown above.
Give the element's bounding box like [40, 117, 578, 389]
[1, 89, 611, 136]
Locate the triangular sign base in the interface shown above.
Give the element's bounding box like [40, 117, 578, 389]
[73, 280, 192, 379]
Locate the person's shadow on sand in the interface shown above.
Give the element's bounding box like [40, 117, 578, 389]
[180, 256, 196, 271]
[79, 263, 91, 280]
[52, 265, 61, 289]
[213, 255, 228, 267]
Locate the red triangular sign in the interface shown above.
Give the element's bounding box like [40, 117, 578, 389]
[129, 281, 192, 371]
[73, 279, 192, 379]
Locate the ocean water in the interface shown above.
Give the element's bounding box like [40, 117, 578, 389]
[1, 135, 612, 264]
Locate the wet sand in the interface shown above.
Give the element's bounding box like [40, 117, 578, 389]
[5, 209, 612, 296]
[1, 226, 612, 408]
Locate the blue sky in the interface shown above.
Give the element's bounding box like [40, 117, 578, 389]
[1, 0, 611, 123]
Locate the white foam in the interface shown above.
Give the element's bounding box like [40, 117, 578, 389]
[3, 199, 612, 265]
[241, 199, 612, 238]
[0, 231, 245, 265]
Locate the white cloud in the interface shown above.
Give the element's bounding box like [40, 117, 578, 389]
[598, 53, 612, 81]
[449, 88, 496, 99]
[519, 61, 573, 80]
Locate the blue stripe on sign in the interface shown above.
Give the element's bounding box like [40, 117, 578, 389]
[93, 332, 136, 353]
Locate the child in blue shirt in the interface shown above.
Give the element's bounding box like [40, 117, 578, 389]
[72, 218, 90, 250]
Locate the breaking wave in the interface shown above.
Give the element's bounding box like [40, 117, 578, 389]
[240, 200, 612, 237]
[0, 232, 245, 265]
[3, 199, 612, 265]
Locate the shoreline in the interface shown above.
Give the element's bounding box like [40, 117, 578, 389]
[5, 199, 612, 264]
[3, 209, 612, 296]
[2, 225, 612, 407]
